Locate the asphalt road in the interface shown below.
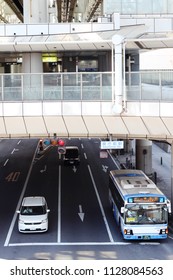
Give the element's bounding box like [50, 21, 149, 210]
[0, 138, 173, 260]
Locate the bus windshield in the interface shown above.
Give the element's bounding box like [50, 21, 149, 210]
[125, 204, 168, 224]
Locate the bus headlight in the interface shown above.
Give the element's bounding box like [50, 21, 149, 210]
[160, 228, 168, 234]
[124, 229, 133, 235]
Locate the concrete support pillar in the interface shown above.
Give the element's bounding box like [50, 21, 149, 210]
[136, 139, 152, 175]
[22, 0, 48, 75]
[23, 0, 48, 23]
[112, 35, 124, 114]
[22, 53, 43, 73]
[22, 53, 43, 99]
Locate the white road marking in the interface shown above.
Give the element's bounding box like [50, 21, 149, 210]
[11, 148, 19, 154]
[139, 242, 160, 245]
[72, 166, 77, 173]
[102, 165, 108, 172]
[57, 165, 61, 243]
[3, 159, 9, 166]
[11, 148, 15, 154]
[40, 165, 47, 173]
[78, 205, 85, 222]
[17, 140, 21, 145]
[4, 146, 38, 247]
[87, 165, 114, 243]
[8, 241, 132, 247]
[84, 152, 87, 159]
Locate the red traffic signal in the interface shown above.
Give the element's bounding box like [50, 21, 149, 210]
[50, 138, 65, 146]
[58, 139, 65, 146]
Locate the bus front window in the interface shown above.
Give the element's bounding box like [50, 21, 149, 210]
[125, 204, 168, 224]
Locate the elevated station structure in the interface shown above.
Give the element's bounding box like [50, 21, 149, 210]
[1, 0, 173, 208]
[0, 0, 173, 139]
[1, 1, 173, 178]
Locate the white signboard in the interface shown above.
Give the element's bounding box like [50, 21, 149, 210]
[100, 140, 124, 150]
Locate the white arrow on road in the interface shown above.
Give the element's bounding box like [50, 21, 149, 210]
[40, 165, 47, 173]
[73, 166, 77, 173]
[102, 165, 108, 172]
[78, 205, 85, 222]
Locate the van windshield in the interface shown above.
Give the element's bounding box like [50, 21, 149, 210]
[21, 206, 46, 215]
[65, 149, 78, 158]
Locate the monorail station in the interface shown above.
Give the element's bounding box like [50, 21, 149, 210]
[1, 0, 173, 206]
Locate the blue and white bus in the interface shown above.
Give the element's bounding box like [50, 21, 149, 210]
[109, 169, 171, 240]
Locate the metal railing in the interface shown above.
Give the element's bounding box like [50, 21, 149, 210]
[0, 72, 112, 102]
[1, 71, 173, 102]
[126, 71, 173, 101]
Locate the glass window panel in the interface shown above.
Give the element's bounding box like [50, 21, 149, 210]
[103, 0, 121, 14]
[23, 74, 42, 100]
[103, 0, 172, 14]
[82, 73, 100, 100]
[126, 72, 140, 100]
[122, 0, 137, 14]
[3, 75, 22, 101]
[152, 0, 167, 13]
[43, 74, 61, 100]
[63, 73, 81, 100]
[137, 0, 152, 14]
[102, 73, 112, 100]
[161, 71, 173, 100]
[168, 0, 173, 13]
[141, 72, 161, 100]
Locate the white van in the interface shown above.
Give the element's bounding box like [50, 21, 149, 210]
[17, 196, 50, 233]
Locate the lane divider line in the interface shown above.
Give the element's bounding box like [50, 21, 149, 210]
[87, 164, 114, 243]
[57, 165, 61, 243]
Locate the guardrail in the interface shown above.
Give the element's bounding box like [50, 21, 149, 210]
[0, 71, 173, 102]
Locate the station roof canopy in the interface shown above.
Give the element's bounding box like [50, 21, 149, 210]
[1, 24, 173, 53]
[1, 115, 173, 142]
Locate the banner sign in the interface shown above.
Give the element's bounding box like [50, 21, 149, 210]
[100, 141, 124, 150]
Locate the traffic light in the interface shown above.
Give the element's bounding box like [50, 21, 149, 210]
[58, 139, 65, 146]
[38, 139, 43, 151]
[50, 138, 65, 146]
[43, 139, 51, 146]
[51, 139, 57, 146]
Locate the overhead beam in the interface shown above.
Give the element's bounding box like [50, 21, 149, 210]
[4, 0, 23, 22]
[68, 0, 77, 22]
[0, 14, 8, 23]
[87, 0, 102, 22]
[56, 0, 62, 22]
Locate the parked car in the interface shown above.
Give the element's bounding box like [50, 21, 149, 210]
[63, 146, 80, 165]
[17, 196, 50, 233]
